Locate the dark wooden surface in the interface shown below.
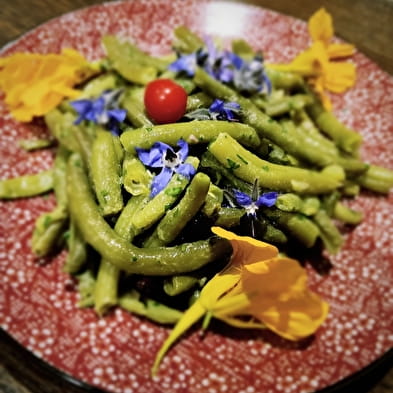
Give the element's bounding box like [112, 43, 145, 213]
[0, 0, 392, 392]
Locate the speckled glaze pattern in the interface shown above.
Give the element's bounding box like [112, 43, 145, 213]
[0, 1, 392, 393]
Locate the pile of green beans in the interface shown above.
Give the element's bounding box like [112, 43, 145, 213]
[1, 27, 393, 324]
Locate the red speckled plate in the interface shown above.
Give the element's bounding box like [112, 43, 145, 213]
[1, 1, 392, 393]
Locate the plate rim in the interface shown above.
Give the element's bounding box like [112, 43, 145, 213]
[0, 1, 392, 393]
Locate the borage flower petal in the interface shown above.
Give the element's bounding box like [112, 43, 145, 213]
[137, 139, 195, 198]
[209, 99, 241, 121]
[70, 89, 126, 134]
[150, 167, 173, 198]
[256, 191, 278, 208]
[168, 53, 198, 76]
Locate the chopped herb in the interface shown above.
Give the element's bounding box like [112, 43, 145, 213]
[236, 154, 248, 165]
[227, 158, 240, 171]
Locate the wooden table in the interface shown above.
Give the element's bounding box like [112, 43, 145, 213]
[0, 1, 392, 393]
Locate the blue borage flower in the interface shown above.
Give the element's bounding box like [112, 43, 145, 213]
[169, 37, 271, 94]
[233, 179, 278, 237]
[234, 189, 278, 215]
[185, 99, 241, 122]
[70, 89, 127, 135]
[209, 99, 241, 121]
[136, 139, 196, 198]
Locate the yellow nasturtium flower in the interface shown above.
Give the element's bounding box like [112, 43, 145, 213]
[268, 8, 356, 110]
[0, 48, 97, 122]
[152, 227, 329, 375]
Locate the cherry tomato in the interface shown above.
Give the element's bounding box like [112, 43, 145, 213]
[144, 79, 188, 124]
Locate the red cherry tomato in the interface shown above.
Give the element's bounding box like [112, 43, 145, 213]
[144, 79, 188, 124]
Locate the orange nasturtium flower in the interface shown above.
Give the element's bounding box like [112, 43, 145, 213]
[152, 227, 329, 375]
[0, 48, 97, 122]
[268, 8, 356, 110]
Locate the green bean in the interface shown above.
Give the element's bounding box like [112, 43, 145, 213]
[93, 196, 147, 315]
[102, 36, 158, 84]
[186, 92, 213, 112]
[321, 191, 341, 216]
[106, 36, 170, 72]
[0, 169, 53, 199]
[263, 140, 301, 167]
[76, 269, 96, 308]
[313, 210, 343, 254]
[262, 208, 320, 248]
[122, 154, 152, 196]
[265, 68, 305, 91]
[194, 68, 365, 172]
[120, 120, 260, 154]
[200, 151, 252, 193]
[276, 193, 320, 216]
[66, 153, 232, 275]
[208, 133, 341, 194]
[202, 183, 224, 217]
[300, 197, 321, 216]
[159, 70, 197, 94]
[112, 134, 124, 163]
[78, 73, 119, 99]
[93, 261, 119, 315]
[70, 127, 92, 170]
[119, 290, 183, 324]
[103, 35, 169, 72]
[18, 138, 54, 151]
[44, 109, 80, 152]
[163, 276, 200, 296]
[264, 94, 313, 117]
[231, 38, 254, 60]
[295, 110, 338, 157]
[172, 77, 196, 94]
[333, 202, 363, 225]
[307, 99, 362, 155]
[120, 88, 153, 128]
[143, 172, 210, 247]
[354, 164, 393, 194]
[31, 206, 68, 257]
[63, 218, 87, 274]
[31, 148, 69, 258]
[215, 208, 245, 227]
[340, 181, 360, 197]
[131, 157, 199, 231]
[276, 193, 303, 212]
[281, 118, 339, 159]
[262, 224, 288, 244]
[90, 129, 123, 216]
[173, 25, 204, 53]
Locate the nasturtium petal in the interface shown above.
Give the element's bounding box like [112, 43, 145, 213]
[211, 226, 278, 265]
[268, 8, 356, 111]
[327, 43, 356, 58]
[151, 301, 205, 376]
[324, 62, 356, 93]
[243, 257, 329, 340]
[308, 8, 333, 44]
[0, 48, 96, 121]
